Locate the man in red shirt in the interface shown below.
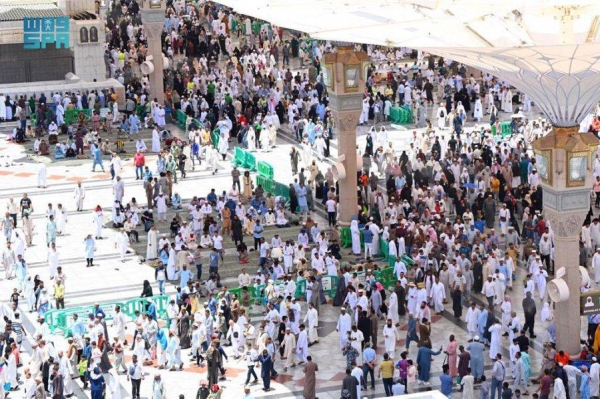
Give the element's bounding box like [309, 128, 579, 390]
[134, 150, 145, 180]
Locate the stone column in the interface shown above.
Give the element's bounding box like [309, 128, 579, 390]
[543, 194, 588, 354]
[140, 9, 165, 104]
[333, 109, 360, 225]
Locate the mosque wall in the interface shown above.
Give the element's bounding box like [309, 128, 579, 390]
[0, 43, 74, 84]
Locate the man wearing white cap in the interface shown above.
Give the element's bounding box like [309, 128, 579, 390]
[524, 274, 535, 296]
[482, 275, 496, 310]
[282, 328, 297, 371]
[382, 318, 399, 358]
[466, 336, 485, 381]
[465, 302, 480, 340]
[534, 268, 549, 300]
[303, 302, 319, 345]
[529, 254, 542, 278]
[355, 290, 368, 322]
[336, 308, 352, 349]
[264, 303, 280, 341]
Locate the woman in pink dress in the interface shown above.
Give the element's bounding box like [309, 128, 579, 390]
[445, 334, 458, 377]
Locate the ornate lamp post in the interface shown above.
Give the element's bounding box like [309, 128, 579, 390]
[323, 44, 370, 225]
[140, 0, 166, 104]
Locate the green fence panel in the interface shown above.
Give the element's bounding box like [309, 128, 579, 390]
[502, 121, 512, 137]
[45, 309, 66, 334]
[257, 161, 274, 179]
[404, 106, 413, 123]
[379, 239, 389, 261]
[211, 129, 220, 148]
[64, 109, 78, 125]
[322, 275, 339, 298]
[152, 295, 170, 319]
[389, 107, 401, 123]
[233, 147, 246, 166]
[123, 295, 169, 319]
[295, 279, 306, 299]
[256, 175, 274, 193]
[340, 227, 352, 248]
[176, 110, 187, 130]
[401, 255, 415, 266]
[272, 181, 290, 201]
[243, 151, 257, 170]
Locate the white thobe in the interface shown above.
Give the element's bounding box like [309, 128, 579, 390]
[430, 282, 445, 313]
[383, 325, 398, 357]
[336, 314, 352, 348]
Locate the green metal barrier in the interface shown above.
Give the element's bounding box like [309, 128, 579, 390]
[233, 147, 246, 167]
[272, 181, 290, 201]
[295, 279, 306, 300]
[257, 161, 274, 179]
[379, 239, 389, 261]
[340, 227, 352, 248]
[45, 295, 168, 334]
[176, 110, 187, 130]
[123, 295, 170, 319]
[321, 275, 339, 298]
[250, 284, 265, 309]
[256, 175, 274, 193]
[211, 129, 220, 148]
[401, 255, 415, 266]
[243, 151, 257, 170]
[64, 109, 78, 125]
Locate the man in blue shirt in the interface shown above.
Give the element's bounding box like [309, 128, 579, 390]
[439, 364, 454, 398]
[71, 314, 86, 339]
[91, 146, 105, 172]
[93, 303, 106, 318]
[253, 220, 264, 251]
[206, 189, 217, 204]
[208, 248, 220, 276]
[208, 293, 217, 315]
[250, 196, 261, 210]
[178, 264, 193, 288]
[362, 343, 377, 390]
[362, 228, 373, 259]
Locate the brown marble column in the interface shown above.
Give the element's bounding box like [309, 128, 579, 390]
[141, 8, 165, 104]
[544, 207, 587, 354]
[333, 110, 360, 226]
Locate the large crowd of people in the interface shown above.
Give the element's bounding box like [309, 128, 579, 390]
[4, 0, 600, 399]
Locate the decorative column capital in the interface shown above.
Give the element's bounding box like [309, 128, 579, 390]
[331, 109, 360, 133]
[543, 208, 586, 239]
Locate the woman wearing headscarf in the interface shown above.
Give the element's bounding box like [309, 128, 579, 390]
[445, 334, 458, 377]
[89, 367, 105, 399]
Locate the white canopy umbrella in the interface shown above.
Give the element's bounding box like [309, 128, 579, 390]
[217, 0, 600, 125]
[217, 0, 600, 48]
